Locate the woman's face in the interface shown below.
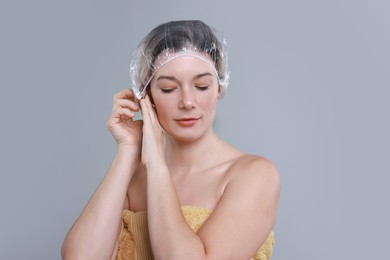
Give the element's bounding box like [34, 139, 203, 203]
[149, 55, 220, 142]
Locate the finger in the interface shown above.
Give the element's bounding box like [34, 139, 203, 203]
[145, 95, 157, 125]
[146, 96, 164, 135]
[109, 107, 135, 123]
[139, 98, 149, 125]
[113, 88, 135, 103]
[113, 99, 140, 112]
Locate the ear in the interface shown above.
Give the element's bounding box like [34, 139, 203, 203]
[217, 85, 223, 99]
[146, 89, 157, 110]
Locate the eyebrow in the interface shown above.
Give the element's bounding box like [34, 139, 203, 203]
[194, 72, 214, 79]
[156, 72, 214, 82]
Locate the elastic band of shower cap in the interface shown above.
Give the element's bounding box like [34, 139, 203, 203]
[129, 32, 229, 100]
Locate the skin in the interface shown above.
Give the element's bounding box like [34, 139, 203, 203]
[61, 55, 280, 260]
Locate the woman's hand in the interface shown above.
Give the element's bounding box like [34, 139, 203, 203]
[106, 88, 143, 149]
[139, 95, 165, 168]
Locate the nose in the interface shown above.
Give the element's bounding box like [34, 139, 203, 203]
[179, 88, 196, 110]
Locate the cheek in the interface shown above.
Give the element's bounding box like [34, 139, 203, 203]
[201, 95, 218, 109]
[155, 106, 168, 122]
[153, 101, 172, 128]
[199, 98, 218, 120]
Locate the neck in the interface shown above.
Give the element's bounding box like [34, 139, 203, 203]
[164, 128, 222, 176]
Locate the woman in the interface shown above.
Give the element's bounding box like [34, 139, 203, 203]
[62, 20, 280, 260]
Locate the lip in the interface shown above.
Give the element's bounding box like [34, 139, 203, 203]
[175, 117, 200, 127]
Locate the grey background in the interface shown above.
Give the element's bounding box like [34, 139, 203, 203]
[1, 0, 389, 259]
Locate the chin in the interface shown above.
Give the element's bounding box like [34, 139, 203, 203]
[164, 127, 209, 143]
[168, 132, 203, 143]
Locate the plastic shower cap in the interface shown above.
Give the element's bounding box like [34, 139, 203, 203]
[129, 20, 229, 99]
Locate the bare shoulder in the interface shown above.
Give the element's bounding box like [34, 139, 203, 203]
[227, 154, 280, 189]
[219, 153, 281, 212]
[197, 154, 280, 258]
[231, 154, 278, 171]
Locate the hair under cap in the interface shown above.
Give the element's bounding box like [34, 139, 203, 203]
[129, 20, 229, 99]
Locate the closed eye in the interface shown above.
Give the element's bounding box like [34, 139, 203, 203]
[161, 88, 177, 93]
[196, 85, 210, 91]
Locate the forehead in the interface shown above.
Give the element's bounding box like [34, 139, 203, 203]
[153, 56, 217, 79]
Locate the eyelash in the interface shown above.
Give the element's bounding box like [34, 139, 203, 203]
[161, 88, 176, 93]
[196, 85, 210, 91]
[160, 86, 210, 93]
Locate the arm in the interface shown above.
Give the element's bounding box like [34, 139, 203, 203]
[61, 89, 142, 259]
[140, 97, 280, 260]
[196, 157, 280, 259]
[147, 157, 280, 260]
[61, 147, 139, 260]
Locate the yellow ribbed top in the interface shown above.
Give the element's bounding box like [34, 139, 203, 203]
[117, 206, 275, 260]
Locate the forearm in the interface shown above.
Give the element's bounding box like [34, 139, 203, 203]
[146, 164, 206, 260]
[62, 146, 140, 259]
